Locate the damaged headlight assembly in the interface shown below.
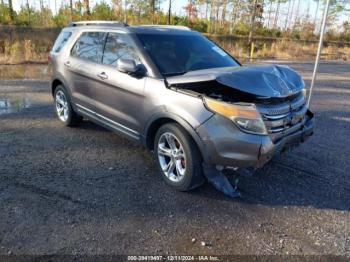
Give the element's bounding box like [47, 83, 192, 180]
[204, 98, 268, 135]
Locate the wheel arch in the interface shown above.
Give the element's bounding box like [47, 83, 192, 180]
[51, 79, 63, 96]
[143, 113, 209, 163]
[51, 75, 71, 97]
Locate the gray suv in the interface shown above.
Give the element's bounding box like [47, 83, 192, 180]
[50, 21, 314, 196]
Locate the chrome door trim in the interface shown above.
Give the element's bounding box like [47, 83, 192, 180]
[76, 103, 140, 139]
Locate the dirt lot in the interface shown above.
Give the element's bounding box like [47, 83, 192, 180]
[0, 61, 349, 257]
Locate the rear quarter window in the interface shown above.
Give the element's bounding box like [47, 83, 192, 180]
[52, 31, 72, 53]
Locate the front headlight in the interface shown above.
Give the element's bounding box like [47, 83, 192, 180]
[204, 98, 267, 135]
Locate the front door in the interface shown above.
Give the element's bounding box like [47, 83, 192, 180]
[92, 32, 146, 140]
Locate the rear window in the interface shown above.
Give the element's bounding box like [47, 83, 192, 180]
[52, 31, 72, 53]
[71, 32, 107, 63]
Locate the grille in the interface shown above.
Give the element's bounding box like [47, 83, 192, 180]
[257, 92, 307, 142]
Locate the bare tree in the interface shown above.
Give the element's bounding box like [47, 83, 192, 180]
[8, 0, 14, 22]
[54, 0, 57, 14]
[70, 0, 74, 18]
[205, 0, 210, 20]
[215, 0, 220, 33]
[314, 0, 320, 26]
[124, 0, 128, 23]
[267, 0, 274, 29]
[83, 0, 90, 15]
[149, 0, 163, 24]
[287, 0, 295, 29]
[209, 0, 215, 33]
[150, 0, 156, 13]
[248, 0, 258, 44]
[284, 0, 292, 30]
[26, 0, 31, 25]
[221, 0, 228, 26]
[112, 0, 121, 19]
[167, 0, 172, 24]
[230, 0, 243, 31]
[293, 0, 301, 29]
[273, 0, 280, 28]
[184, 0, 197, 26]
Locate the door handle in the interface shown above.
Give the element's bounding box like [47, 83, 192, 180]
[97, 72, 108, 80]
[64, 61, 71, 68]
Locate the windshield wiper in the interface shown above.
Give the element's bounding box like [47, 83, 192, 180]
[163, 71, 188, 77]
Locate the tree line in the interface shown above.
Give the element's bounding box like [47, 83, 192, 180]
[0, 0, 349, 41]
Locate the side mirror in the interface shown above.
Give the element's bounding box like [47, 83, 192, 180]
[117, 59, 145, 76]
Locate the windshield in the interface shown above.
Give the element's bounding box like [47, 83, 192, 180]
[136, 33, 240, 76]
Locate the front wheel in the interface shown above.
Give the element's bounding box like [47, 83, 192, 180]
[54, 85, 82, 126]
[154, 123, 205, 191]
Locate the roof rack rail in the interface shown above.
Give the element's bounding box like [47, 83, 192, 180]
[139, 25, 191, 31]
[68, 21, 128, 27]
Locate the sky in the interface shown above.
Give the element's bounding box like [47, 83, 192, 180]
[12, 0, 348, 28]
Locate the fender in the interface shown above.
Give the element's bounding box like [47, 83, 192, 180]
[142, 111, 212, 163]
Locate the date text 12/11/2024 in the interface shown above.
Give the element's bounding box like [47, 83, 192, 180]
[127, 255, 220, 261]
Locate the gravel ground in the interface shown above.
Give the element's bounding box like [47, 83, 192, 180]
[0, 61, 349, 256]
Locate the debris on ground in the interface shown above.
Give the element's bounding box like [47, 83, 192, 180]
[202, 164, 241, 198]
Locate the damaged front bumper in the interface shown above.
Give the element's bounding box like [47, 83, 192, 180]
[196, 110, 314, 169]
[259, 110, 314, 166]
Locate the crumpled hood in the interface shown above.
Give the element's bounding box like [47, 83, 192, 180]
[167, 65, 305, 98]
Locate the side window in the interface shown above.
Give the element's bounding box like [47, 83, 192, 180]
[102, 33, 140, 67]
[52, 31, 72, 53]
[71, 32, 107, 63]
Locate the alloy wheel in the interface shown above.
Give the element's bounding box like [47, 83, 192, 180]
[55, 90, 69, 122]
[157, 132, 187, 182]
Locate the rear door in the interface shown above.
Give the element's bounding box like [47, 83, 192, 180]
[92, 32, 146, 140]
[65, 31, 107, 112]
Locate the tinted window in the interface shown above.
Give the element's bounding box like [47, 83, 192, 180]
[52, 31, 72, 53]
[102, 33, 140, 67]
[137, 33, 239, 76]
[71, 32, 107, 63]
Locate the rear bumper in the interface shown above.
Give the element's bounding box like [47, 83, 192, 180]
[196, 110, 314, 168]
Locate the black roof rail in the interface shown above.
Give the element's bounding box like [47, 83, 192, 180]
[68, 21, 128, 27]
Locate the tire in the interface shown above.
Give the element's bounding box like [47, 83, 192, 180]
[54, 85, 82, 127]
[154, 123, 205, 191]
